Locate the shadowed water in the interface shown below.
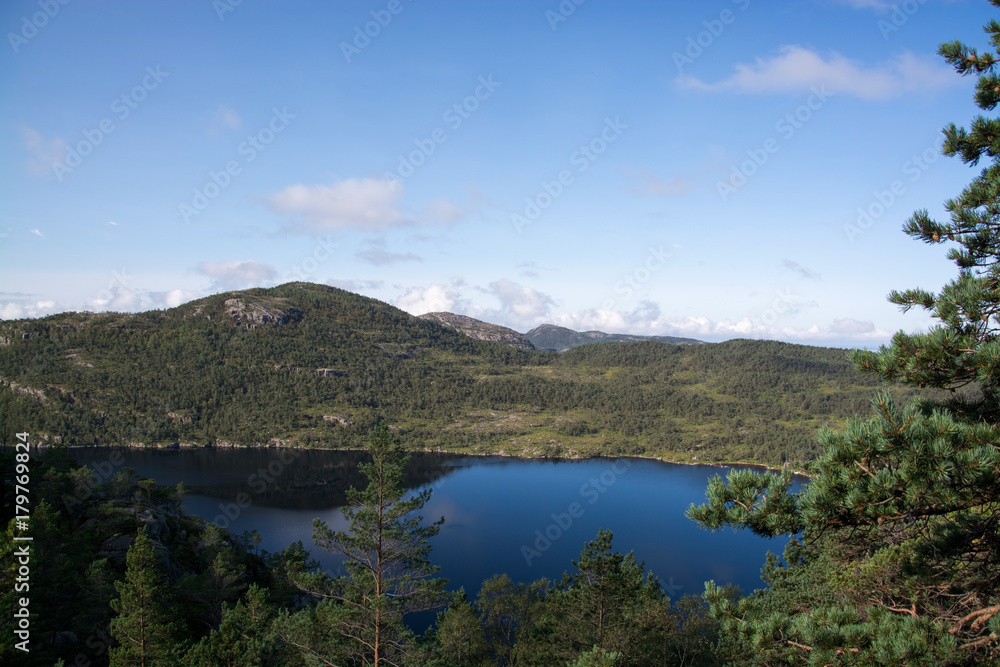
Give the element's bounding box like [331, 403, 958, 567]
[68, 447, 801, 612]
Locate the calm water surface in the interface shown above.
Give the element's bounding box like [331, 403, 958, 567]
[68, 447, 802, 602]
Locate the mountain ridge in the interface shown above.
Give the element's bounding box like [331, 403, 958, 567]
[413, 312, 704, 351]
[0, 282, 922, 467]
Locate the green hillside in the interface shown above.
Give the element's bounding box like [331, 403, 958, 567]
[0, 282, 919, 467]
[525, 323, 703, 352]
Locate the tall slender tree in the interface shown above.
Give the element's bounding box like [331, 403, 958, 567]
[281, 423, 448, 665]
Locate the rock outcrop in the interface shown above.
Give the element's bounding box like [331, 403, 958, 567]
[420, 312, 535, 349]
[224, 297, 302, 328]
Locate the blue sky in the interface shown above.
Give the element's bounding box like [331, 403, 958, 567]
[1, 0, 994, 347]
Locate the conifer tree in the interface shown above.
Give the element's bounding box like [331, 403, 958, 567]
[426, 592, 491, 666]
[687, 5, 1000, 663]
[519, 530, 665, 666]
[475, 573, 545, 666]
[109, 526, 180, 667]
[281, 423, 448, 665]
[568, 645, 622, 667]
[183, 585, 281, 667]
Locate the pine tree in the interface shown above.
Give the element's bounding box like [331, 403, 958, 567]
[568, 645, 622, 667]
[427, 592, 491, 666]
[519, 530, 665, 666]
[183, 584, 281, 667]
[475, 573, 545, 666]
[687, 6, 1000, 663]
[281, 423, 448, 665]
[108, 526, 180, 667]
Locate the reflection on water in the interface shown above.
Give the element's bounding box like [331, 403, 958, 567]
[70, 446, 467, 509]
[67, 447, 801, 613]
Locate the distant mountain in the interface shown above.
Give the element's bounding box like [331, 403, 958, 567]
[419, 312, 534, 349]
[525, 323, 703, 352]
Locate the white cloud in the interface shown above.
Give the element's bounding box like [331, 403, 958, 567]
[91, 284, 141, 311]
[20, 126, 66, 176]
[0, 300, 58, 320]
[31, 229, 43, 238]
[487, 279, 555, 320]
[678, 46, 956, 100]
[91, 285, 199, 313]
[395, 279, 555, 329]
[391, 281, 892, 346]
[397, 284, 462, 315]
[197, 259, 277, 291]
[550, 300, 675, 335]
[550, 308, 630, 333]
[546, 300, 889, 345]
[0, 283, 200, 320]
[828, 317, 875, 335]
[0, 303, 24, 320]
[162, 289, 197, 308]
[656, 314, 890, 344]
[267, 178, 408, 232]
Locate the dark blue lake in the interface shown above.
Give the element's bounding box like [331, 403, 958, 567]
[68, 447, 801, 606]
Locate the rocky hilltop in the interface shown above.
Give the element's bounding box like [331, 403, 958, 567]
[419, 312, 535, 349]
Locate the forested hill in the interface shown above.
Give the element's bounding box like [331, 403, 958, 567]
[0, 282, 915, 466]
[525, 323, 704, 351]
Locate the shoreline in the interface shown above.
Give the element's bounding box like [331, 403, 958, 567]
[31, 440, 812, 480]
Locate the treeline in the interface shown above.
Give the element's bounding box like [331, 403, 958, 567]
[0, 282, 918, 467]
